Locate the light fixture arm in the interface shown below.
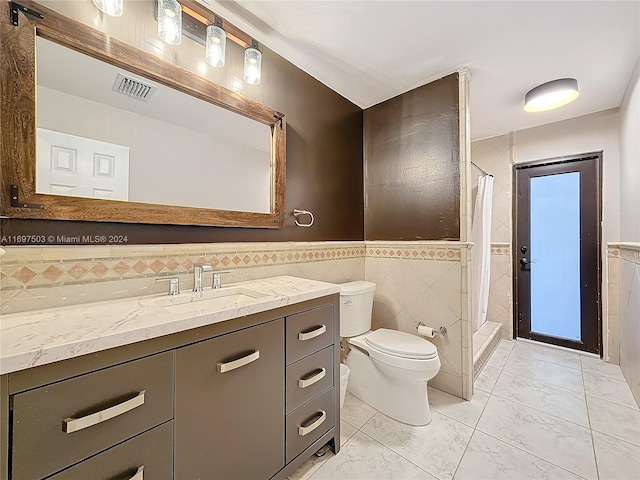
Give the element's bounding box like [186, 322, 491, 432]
[181, 1, 257, 50]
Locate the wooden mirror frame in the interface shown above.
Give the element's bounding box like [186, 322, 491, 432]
[0, 0, 286, 228]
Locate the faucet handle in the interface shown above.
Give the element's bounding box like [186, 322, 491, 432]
[156, 276, 180, 296]
[213, 270, 232, 289]
[194, 263, 213, 272]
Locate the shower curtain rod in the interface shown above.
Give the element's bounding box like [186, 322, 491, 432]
[471, 162, 492, 177]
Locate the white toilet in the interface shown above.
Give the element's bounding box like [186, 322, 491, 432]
[340, 281, 441, 426]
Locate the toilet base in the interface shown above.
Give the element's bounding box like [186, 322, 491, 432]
[345, 347, 435, 426]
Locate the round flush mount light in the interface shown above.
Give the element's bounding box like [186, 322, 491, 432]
[524, 78, 579, 112]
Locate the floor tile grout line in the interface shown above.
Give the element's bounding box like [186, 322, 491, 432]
[499, 364, 586, 397]
[583, 392, 640, 411]
[354, 427, 441, 479]
[428, 387, 490, 429]
[473, 424, 592, 480]
[472, 347, 595, 480]
[508, 351, 582, 371]
[486, 387, 592, 430]
[582, 371, 640, 394]
[592, 428, 640, 448]
[451, 427, 476, 480]
[582, 359, 601, 480]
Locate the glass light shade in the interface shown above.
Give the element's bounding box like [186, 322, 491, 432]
[524, 78, 579, 112]
[157, 0, 182, 46]
[206, 25, 226, 68]
[92, 0, 123, 17]
[244, 47, 262, 85]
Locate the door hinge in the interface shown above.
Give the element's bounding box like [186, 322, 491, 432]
[10, 185, 45, 209]
[9, 2, 44, 26]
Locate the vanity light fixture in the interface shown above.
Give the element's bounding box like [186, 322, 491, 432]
[524, 78, 579, 112]
[95, 0, 265, 82]
[244, 40, 262, 85]
[205, 15, 226, 67]
[157, 0, 182, 46]
[92, 0, 123, 17]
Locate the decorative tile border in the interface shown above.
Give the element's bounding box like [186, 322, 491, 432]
[620, 244, 640, 264]
[0, 242, 365, 291]
[473, 329, 502, 378]
[1, 240, 472, 292]
[608, 243, 640, 264]
[490, 243, 511, 255]
[365, 241, 469, 261]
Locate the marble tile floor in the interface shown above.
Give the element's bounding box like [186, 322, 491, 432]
[288, 340, 640, 480]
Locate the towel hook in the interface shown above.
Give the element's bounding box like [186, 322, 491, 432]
[293, 209, 314, 227]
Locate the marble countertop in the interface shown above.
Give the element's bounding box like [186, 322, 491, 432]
[0, 276, 340, 375]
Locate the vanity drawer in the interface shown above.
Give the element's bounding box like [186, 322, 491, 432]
[286, 346, 334, 414]
[286, 304, 334, 364]
[48, 421, 173, 480]
[286, 387, 335, 463]
[11, 351, 173, 480]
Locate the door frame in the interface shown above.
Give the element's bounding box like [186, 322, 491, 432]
[512, 151, 603, 355]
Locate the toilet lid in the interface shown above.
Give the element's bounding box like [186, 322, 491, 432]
[365, 329, 438, 359]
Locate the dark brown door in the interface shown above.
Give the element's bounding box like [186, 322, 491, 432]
[514, 153, 601, 354]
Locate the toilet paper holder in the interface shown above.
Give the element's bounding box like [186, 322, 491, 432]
[416, 322, 447, 338]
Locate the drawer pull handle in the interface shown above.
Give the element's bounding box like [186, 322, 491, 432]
[298, 325, 326, 341]
[298, 410, 326, 436]
[217, 350, 260, 373]
[299, 368, 326, 388]
[62, 390, 146, 434]
[129, 466, 144, 480]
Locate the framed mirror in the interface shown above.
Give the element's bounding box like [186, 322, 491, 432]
[0, 0, 286, 228]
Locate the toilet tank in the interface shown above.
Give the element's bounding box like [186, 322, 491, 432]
[340, 281, 376, 337]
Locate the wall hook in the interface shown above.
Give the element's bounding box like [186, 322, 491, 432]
[293, 209, 314, 227]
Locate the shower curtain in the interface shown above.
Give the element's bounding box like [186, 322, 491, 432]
[471, 175, 494, 333]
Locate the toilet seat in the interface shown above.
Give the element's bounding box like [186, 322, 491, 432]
[365, 328, 438, 360]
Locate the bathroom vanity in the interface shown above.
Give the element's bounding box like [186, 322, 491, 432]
[0, 276, 341, 480]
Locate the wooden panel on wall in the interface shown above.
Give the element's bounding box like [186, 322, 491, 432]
[0, 0, 363, 244]
[364, 73, 460, 241]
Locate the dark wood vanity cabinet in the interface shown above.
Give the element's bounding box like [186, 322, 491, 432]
[0, 295, 340, 480]
[175, 318, 285, 480]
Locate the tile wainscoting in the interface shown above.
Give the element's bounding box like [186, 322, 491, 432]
[608, 243, 640, 407]
[365, 241, 473, 400]
[2, 240, 479, 399]
[488, 243, 512, 340]
[0, 242, 366, 314]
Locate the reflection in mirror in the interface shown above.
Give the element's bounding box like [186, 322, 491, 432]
[35, 37, 272, 213]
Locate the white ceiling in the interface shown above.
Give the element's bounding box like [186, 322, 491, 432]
[198, 0, 640, 140]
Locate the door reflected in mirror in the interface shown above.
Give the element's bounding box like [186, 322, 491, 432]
[35, 37, 272, 214]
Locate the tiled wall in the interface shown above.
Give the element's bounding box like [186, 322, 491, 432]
[1, 240, 473, 400]
[471, 134, 513, 339]
[0, 242, 365, 314]
[607, 246, 621, 364]
[609, 243, 640, 406]
[365, 241, 472, 399]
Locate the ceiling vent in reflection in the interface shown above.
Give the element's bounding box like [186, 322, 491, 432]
[112, 73, 157, 101]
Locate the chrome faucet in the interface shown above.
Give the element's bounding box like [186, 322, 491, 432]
[193, 264, 213, 293]
[156, 276, 180, 295]
[213, 270, 231, 289]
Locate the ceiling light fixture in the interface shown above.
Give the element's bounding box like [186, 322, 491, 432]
[92, 0, 123, 17]
[244, 40, 262, 85]
[206, 15, 226, 67]
[157, 0, 182, 46]
[524, 78, 579, 112]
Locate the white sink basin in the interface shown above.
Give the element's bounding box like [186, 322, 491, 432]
[150, 286, 270, 314]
